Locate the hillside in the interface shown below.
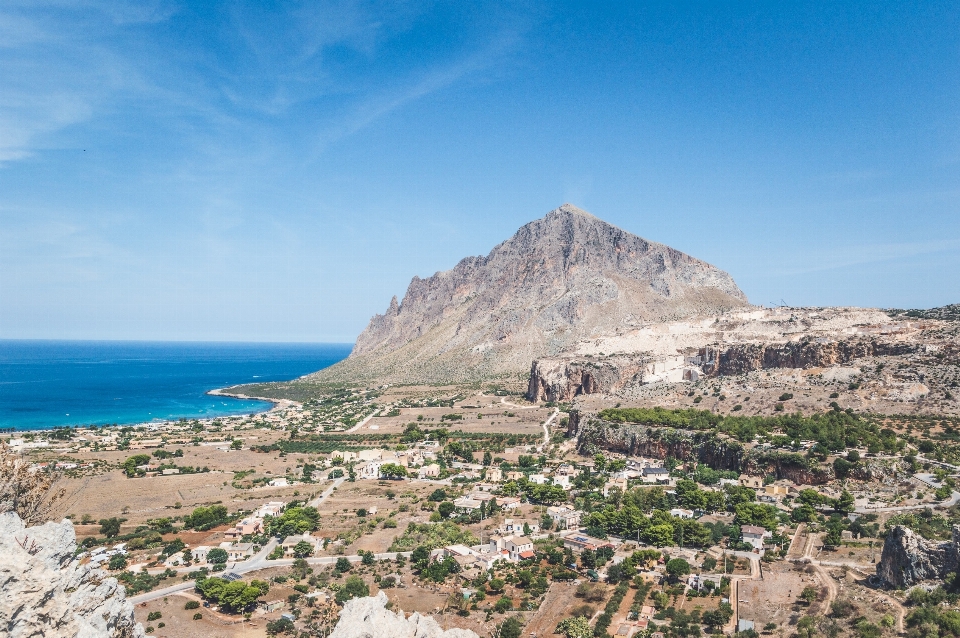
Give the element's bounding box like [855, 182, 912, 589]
[307, 204, 749, 385]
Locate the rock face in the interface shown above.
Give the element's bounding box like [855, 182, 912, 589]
[0, 512, 144, 638]
[312, 204, 748, 384]
[706, 338, 917, 376]
[876, 525, 960, 587]
[527, 355, 646, 402]
[329, 592, 477, 638]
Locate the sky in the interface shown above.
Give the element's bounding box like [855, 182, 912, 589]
[1, 1, 959, 343]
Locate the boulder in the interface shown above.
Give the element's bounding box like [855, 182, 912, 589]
[329, 592, 477, 638]
[876, 524, 960, 588]
[0, 512, 144, 638]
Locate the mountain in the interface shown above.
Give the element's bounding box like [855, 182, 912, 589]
[311, 204, 749, 385]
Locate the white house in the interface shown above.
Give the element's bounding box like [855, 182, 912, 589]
[505, 536, 535, 561]
[670, 508, 695, 520]
[546, 505, 581, 529]
[740, 525, 772, 553]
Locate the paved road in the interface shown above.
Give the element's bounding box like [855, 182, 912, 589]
[308, 477, 346, 508]
[129, 551, 413, 605]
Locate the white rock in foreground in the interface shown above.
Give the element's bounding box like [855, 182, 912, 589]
[329, 592, 478, 638]
[0, 512, 145, 638]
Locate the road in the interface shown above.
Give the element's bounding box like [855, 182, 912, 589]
[129, 551, 413, 605]
[855, 490, 960, 513]
[346, 410, 378, 433]
[540, 408, 559, 448]
[728, 555, 761, 634]
[308, 477, 346, 508]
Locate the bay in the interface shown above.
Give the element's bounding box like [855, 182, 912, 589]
[0, 340, 350, 431]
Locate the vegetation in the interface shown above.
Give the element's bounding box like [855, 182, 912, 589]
[195, 576, 270, 613]
[388, 522, 477, 552]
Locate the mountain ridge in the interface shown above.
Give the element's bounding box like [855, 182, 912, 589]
[307, 204, 749, 385]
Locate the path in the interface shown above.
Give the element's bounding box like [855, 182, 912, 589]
[540, 408, 559, 448]
[308, 477, 346, 508]
[129, 551, 412, 605]
[801, 531, 839, 615]
[729, 556, 761, 634]
[856, 490, 960, 513]
[346, 410, 378, 433]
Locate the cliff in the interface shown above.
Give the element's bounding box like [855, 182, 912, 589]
[309, 204, 748, 384]
[567, 411, 836, 484]
[705, 338, 917, 376]
[0, 512, 144, 638]
[876, 525, 960, 588]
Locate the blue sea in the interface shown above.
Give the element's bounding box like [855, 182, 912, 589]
[0, 341, 351, 432]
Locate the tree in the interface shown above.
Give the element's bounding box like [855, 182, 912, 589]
[438, 501, 455, 518]
[428, 489, 447, 502]
[800, 585, 819, 604]
[230, 439, 242, 450]
[0, 443, 66, 525]
[593, 454, 607, 473]
[266, 617, 295, 635]
[411, 546, 431, 569]
[666, 558, 691, 581]
[335, 557, 352, 573]
[488, 578, 505, 593]
[109, 554, 128, 570]
[99, 517, 122, 538]
[483, 451, 493, 466]
[379, 463, 408, 480]
[292, 541, 314, 558]
[207, 548, 228, 564]
[335, 575, 369, 604]
[834, 490, 856, 514]
[499, 617, 523, 638]
[556, 616, 592, 638]
[361, 550, 375, 566]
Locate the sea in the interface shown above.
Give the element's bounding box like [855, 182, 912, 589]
[0, 340, 352, 432]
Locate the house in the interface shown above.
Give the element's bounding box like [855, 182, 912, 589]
[357, 460, 384, 479]
[501, 519, 540, 536]
[641, 467, 671, 484]
[222, 543, 254, 561]
[474, 482, 497, 492]
[486, 468, 503, 482]
[528, 474, 548, 485]
[563, 534, 612, 554]
[505, 536, 535, 561]
[669, 508, 695, 520]
[225, 517, 264, 540]
[763, 483, 791, 496]
[255, 502, 285, 518]
[358, 449, 383, 461]
[268, 478, 289, 487]
[740, 525, 772, 553]
[547, 505, 581, 529]
[497, 496, 522, 510]
[603, 477, 628, 497]
[467, 492, 496, 502]
[553, 474, 572, 490]
[192, 546, 211, 563]
[453, 497, 483, 512]
[419, 464, 441, 478]
[332, 450, 358, 463]
[505, 471, 526, 481]
[473, 551, 505, 569]
[738, 475, 764, 489]
[281, 534, 323, 556]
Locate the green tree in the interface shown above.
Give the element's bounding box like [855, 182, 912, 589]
[800, 585, 818, 604]
[666, 558, 691, 581]
[498, 616, 523, 638]
[335, 575, 370, 604]
[99, 517, 122, 538]
[379, 463, 408, 479]
[335, 557, 351, 573]
[438, 501, 455, 518]
[556, 616, 592, 638]
[207, 548, 228, 564]
[108, 553, 128, 570]
[834, 490, 856, 514]
[292, 541, 314, 558]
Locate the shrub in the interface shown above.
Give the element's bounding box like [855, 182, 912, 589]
[266, 617, 296, 635]
[184, 600, 200, 610]
[146, 611, 162, 621]
[335, 575, 369, 604]
[192, 613, 203, 620]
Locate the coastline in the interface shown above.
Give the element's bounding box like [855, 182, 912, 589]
[207, 386, 301, 413]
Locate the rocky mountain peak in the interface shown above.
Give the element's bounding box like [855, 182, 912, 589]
[313, 204, 749, 384]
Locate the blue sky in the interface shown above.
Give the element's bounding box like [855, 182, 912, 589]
[1, 1, 958, 342]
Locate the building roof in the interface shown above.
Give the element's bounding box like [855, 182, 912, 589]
[740, 525, 767, 536]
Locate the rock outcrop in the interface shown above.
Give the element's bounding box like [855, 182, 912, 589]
[329, 592, 477, 638]
[876, 525, 960, 587]
[527, 356, 646, 402]
[309, 204, 748, 384]
[705, 338, 917, 376]
[0, 512, 144, 638]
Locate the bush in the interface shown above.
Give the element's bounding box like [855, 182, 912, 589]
[146, 611, 162, 621]
[266, 617, 296, 635]
[192, 613, 203, 620]
[335, 557, 351, 573]
[184, 601, 200, 610]
[494, 597, 512, 613]
[335, 575, 369, 604]
[498, 617, 523, 638]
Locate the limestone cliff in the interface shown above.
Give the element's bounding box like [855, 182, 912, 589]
[329, 591, 477, 638]
[0, 512, 144, 638]
[876, 525, 960, 587]
[310, 204, 748, 384]
[705, 338, 917, 376]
